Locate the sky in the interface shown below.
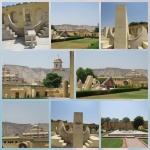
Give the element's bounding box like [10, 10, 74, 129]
[101, 2, 148, 29]
[76, 51, 148, 70]
[51, 101, 99, 124]
[51, 2, 99, 26]
[101, 101, 148, 121]
[2, 51, 70, 69]
[2, 2, 23, 7]
[2, 101, 49, 124]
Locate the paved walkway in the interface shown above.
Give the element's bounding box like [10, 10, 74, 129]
[2, 36, 49, 50]
[126, 138, 147, 148]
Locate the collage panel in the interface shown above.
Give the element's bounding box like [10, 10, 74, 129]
[51, 101, 99, 148]
[51, 2, 99, 49]
[76, 51, 148, 99]
[2, 51, 74, 99]
[2, 101, 49, 148]
[101, 101, 148, 148]
[101, 2, 148, 49]
[2, 2, 49, 50]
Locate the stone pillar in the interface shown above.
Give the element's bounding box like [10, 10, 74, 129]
[73, 112, 83, 148]
[114, 5, 128, 49]
[63, 80, 68, 98]
[104, 27, 109, 37]
[70, 51, 74, 99]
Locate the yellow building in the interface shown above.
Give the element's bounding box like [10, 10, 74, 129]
[98, 70, 148, 87]
[2, 2, 49, 28]
[102, 121, 148, 130]
[2, 124, 49, 148]
[51, 120, 99, 132]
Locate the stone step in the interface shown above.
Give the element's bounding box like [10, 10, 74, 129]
[38, 33, 42, 36]
[25, 40, 37, 46]
[59, 140, 64, 143]
[102, 44, 113, 49]
[24, 21, 32, 26]
[24, 25, 34, 30]
[40, 30, 45, 34]
[87, 139, 93, 144]
[42, 27, 48, 31]
[85, 142, 90, 148]
[138, 46, 143, 49]
[142, 42, 148, 49]
[25, 35, 36, 41]
[62, 143, 67, 147]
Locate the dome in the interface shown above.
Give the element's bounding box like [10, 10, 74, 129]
[54, 55, 62, 63]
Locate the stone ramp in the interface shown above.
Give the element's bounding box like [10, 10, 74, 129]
[126, 138, 147, 148]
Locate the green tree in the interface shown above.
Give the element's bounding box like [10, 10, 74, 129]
[76, 67, 86, 83]
[94, 26, 99, 32]
[51, 25, 56, 31]
[133, 116, 144, 129]
[101, 117, 106, 125]
[43, 73, 62, 88]
[122, 117, 130, 130]
[76, 67, 97, 83]
[105, 117, 111, 130]
[85, 68, 96, 78]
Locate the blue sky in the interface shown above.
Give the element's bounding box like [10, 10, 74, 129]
[51, 2, 99, 26]
[101, 101, 148, 121]
[101, 2, 148, 29]
[2, 101, 49, 124]
[2, 51, 70, 69]
[51, 101, 99, 124]
[76, 51, 148, 70]
[2, 2, 23, 7]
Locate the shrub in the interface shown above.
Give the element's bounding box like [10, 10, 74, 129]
[51, 36, 84, 43]
[76, 87, 140, 97]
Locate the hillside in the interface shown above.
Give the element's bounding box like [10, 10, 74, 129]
[2, 122, 49, 137]
[53, 24, 96, 32]
[3, 65, 70, 83]
[93, 68, 148, 78]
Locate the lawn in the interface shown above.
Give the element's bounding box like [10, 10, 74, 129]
[142, 139, 148, 144]
[101, 131, 111, 137]
[51, 38, 99, 49]
[79, 89, 148, 99]
[101, 138, 123, 148]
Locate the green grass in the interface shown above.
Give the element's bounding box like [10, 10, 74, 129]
[143, 139, 148, 144]
[51, 38, 99, 49]
[101, 131, 111, 137]
[101, 138, 123, 148]
[79, 89, 148, 99]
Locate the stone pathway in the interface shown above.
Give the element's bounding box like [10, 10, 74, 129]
[2, 36, 49, 50]
[126, 138, 147, 148]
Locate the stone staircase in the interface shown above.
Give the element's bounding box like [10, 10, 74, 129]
[138, 41, 148, 49]
[101, 38, 113, 49]
[38, 23, 49, 37]
[2, 26, 17, 40]
[51, 135, 67, 148]
[24, 14, 37, 47]
[84, 136, 99, 148]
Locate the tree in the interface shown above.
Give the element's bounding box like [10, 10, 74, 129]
[76, 67, 97, 83]
[76, 67, 86, 83]
[133, 116, 144, 129]
[101, 118, 105, 125]
[105, 117, 111, 130]
[85, 68, 96, 78]
[94, 26, 99, 32]
[51, 25, 56, 31]
[43, 73, 62, 88]
[122, 117, 130, 130]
